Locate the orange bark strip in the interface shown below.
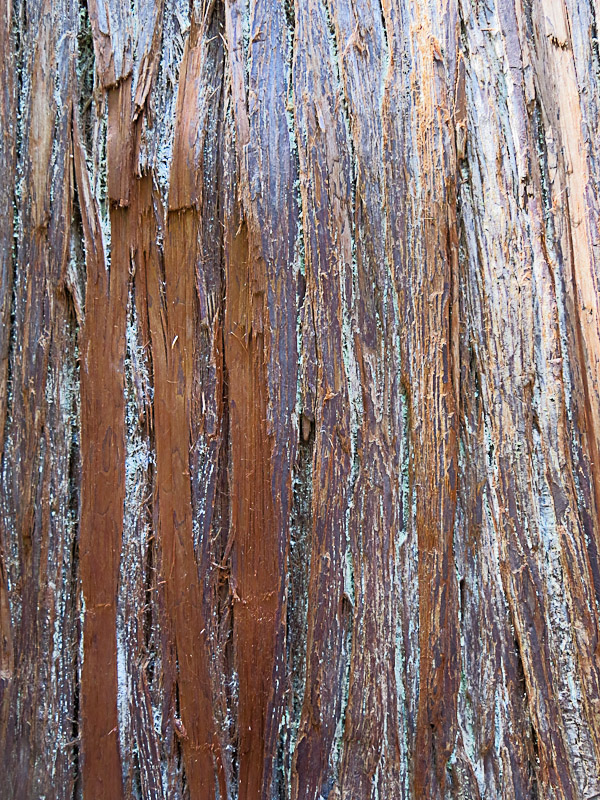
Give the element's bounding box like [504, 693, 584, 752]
[141, 23, 225, 795]
[74, 113, 126, 799]
[224, 214, 279, 799]
[106, 80, 134, 207]
[148, 205, 222, 798]
[411, 68, 461, 800]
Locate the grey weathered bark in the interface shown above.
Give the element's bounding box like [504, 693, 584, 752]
[1, 0, 600, 798]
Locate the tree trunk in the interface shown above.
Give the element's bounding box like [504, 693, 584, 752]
[2, 0, 600, 797]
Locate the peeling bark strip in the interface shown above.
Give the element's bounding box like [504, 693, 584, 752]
[75, 103, 127, 799]
[223, 0, 298, 794]
[3, 0, 600, 798]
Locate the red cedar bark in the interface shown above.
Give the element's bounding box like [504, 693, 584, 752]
[2, 0, 600, 798]
[1, 1, 81, 798]
[223, 0, 298, 793]
[290, 3, 356, 797]
[0, 0, 16, 706]
[147, 23, 223, 797]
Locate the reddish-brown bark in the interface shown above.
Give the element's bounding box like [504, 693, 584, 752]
[3, 0, 600, 798]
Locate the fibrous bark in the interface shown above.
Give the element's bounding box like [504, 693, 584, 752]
[2, 0, 600, 798]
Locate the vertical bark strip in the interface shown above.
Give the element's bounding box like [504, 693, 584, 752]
[291, 0, 355, 794]
[4, 0, 600, 798]
[325, 0, 404, 795]
[223, 0, 298, 794]
[75, 108, 127, 799]
[1, 1, 81, 797]
[147, 19, 225, 796]
[401, 6, 460, 795]
[0, 0, 16, 706]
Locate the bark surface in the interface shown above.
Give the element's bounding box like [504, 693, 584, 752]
[1, 0, 600, 798]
